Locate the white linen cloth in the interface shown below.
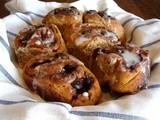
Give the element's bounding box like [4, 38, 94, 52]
[0, 0, 160, 119]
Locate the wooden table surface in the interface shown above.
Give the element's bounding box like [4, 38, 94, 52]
[0, 0, 160, 19]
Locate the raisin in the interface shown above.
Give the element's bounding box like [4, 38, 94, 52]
[81, 28, 91, 35]
[63, 64, 76, 73]
[31, 60, 51, 68]
[83, 76, 94, 90]
[71, 75, 94, 96]
[86, 10, 97, 14]
[71, 78, 85, 94]
[98, 11, 115, 20]
[101, 30, 107, 36]
[71, 78, 83, 90]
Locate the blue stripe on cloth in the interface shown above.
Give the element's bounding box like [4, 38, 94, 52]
[7, 31, 17, 37]
[128, 20, 160, 43]
[49, 102, 70, 111]
[148, 84, 160, 89]
[24, 11, 44, 18]
[0, 36, 10, 54]
[70, 111, 147, 120]
[140, 39, 160, 48]
[0, 64, 21, 87]
[122, 17, 142, 27]
[0, 99, 35, 105]
[151, 62, 160, 71]
[14, 13, 32, 25]
[0, 99, 70, 111]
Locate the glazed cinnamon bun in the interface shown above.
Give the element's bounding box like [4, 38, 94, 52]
[83, 10, 126, 42]
[22, 52, 102, 106]
[43, 6, 83, 31]
[14, 24, 67, 68]
[92, 43, 150, 94]
[63, 23, 120, 68]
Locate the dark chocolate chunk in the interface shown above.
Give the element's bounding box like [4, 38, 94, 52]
[63, 64, 76, 73]
[71, 75, 94, 96]
[83, 76, 94, 90]
[71, 78, 83, 90]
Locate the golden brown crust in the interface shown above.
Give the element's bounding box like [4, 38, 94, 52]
[63, 23, 120, 68]
[14, 24, 67, 68]
[43, 6, 83, 31]
[14, 6, 150, 104]
[92, 43, 150, 94]
[83, 10, 126, 42]
[23, 52, 102, 106]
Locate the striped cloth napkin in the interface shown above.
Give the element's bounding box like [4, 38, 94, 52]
[0, 0, 160, 119]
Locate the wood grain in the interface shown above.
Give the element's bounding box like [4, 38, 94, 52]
[116, 0, 160, 19]
[0, 0, 160, 19]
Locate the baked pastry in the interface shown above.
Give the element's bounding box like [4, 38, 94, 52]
[63, 23, 120, 68]
[22, 52, 102, 106]
[92, 43, 150, 94]
[14, 24, 67, 68]
[83, 10, 126, 42]
[43, 6, 83, 31]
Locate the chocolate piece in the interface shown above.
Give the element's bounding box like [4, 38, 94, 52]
[71, 75, 94, 95]
[63, 64, 76, 73]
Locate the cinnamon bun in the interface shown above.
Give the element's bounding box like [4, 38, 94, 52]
[63, 23, 120, 68]
[22, 52, 102, 106]
[43, 6, 83, 31]
[14, 24, 67, 68]
[83, 10, 126, 42]
[92, 43, 150, 94]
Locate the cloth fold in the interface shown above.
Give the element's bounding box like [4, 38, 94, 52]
[0, 0, 160, 119]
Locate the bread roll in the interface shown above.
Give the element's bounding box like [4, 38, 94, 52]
[92, 43, 150, 94]
[83, 10, 126, 42]
[23, 52, 102, 106]
[14, 24, 67, 68]
[63, 23, 120, 68]
[43, 6, 83, 31]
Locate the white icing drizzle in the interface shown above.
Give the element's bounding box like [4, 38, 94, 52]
[31, 27, 54, 45]
[31, 34, 39, 39]
[35, 40, 41, 45]
[141, 67, 146, 73]
[42, 36, 54, 44]
[102, 31, 118, 41]
[121, 50, 141, 67]
[82, 92, 89, 97]
[75, 36, 89, 46]
[75, 30, 118, 46]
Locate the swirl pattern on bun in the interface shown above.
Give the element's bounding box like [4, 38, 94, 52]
[14, 24, 67, 68]
[63, 23, 120, 68]
[83, 10, 126, 42]
[43, 6, 83, 31]
[92, 43, 150, 94]
[23, 52, 102, 106]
